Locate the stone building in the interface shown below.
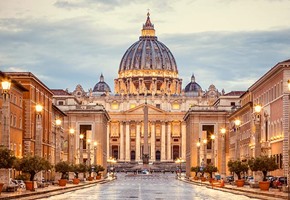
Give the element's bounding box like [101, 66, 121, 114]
[228, 59, 290, 178]
[53, 13, 240, 172]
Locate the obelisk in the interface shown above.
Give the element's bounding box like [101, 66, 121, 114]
[143, 98, 149, 167]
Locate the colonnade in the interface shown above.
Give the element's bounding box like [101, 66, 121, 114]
[107, 120, 186, 162]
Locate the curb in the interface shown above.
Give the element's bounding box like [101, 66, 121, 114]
[180, 179, 288, 200]
[0, 179, 112, 200]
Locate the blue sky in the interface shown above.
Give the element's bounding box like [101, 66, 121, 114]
[0, 0, 289, 93]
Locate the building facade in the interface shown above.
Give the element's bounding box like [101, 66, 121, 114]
[52, 13, 239, 172]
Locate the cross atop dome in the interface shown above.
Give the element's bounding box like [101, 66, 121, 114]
[141, 11, 155, 37]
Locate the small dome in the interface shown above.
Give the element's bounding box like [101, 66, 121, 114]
[184, 74, 202, 96]
[93, 74, 111, 93]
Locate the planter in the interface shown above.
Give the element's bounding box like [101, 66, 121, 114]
[201, 177, 206, 182]
[96, 175, 101, 180]
[72, 178, 80, 184]
[209, 178, 215, 183]
[0, 183, 4, 194]
[235, 179, 245, 187]
[25, 181, 34, 191]
[194, 176, 199, 180]
[58, 179, 67, 186]
[88, 177, 94, 181]
[259, 181, 270, 191]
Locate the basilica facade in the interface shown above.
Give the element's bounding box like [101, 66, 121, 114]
[52, 13, 240, 172]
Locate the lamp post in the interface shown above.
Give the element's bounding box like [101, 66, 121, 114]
[107, 157, 116, 178]
[93, 141, 97, 165]
[196, 138, 201, 166]
[220, 128, 226, 176]
[211, 134, 215, 165]
[254, 104, 262, 157]
[203, 138, 207, 164]
[1, 79, 11, 148]
[55, 119, 62, 163]
[35, 104, 43, 157]
[175, 157, 184, 178]
[69, 128, 75, 163]
[234, 119, 241, 160]
[87, 139, 91, 166]
[79, 134, 84, 164]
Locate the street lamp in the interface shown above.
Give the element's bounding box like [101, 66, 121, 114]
[55, 119, 62, 163]
[35, 104, 43, 157]
[87, 139, 91, 166]
[107, 157, 117, 178]
[93, 141, 97, 165]
[69, 128, 75, 163]
[196, 138, 201, 166]
[234, 119, 241, 160]
[254, 104, 262, 157]
[220, 128, 226, 176]
[79, 134, 84, 164]
[210, 134, 215, 165]
[203, 138, 207, 164]
[1, 79, 11, 148]
[175, 157, 185, 178]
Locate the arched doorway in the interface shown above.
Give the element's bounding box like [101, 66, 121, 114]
[130, 150, 135, 161]
[156, 150, 161, 161]
[173, 145, 180, 160]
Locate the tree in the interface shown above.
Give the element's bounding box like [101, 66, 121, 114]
[94, 165, 105, 176]
[190, 166, 200, 177]
[0, 146, 16, 169]
[248, 156, 278, 181]
[55, 161, 71, 179]
[227, 160, 248, 180]
[204, 164, 218, 179]
[16, 155, 52, 181]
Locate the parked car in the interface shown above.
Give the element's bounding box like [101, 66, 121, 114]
[272, 176, 287, 188]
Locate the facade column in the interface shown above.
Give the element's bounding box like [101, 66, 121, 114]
[150, 122, 155, 161]
[167, 122, 171, 161]
[181, 122, 186, 159]
[1, 89, 10, 148]
[120, 122, 124, 161]
[107, 122, 110, 160]
[161, 121, 166, 161]
[125, 121, 130, 161]
[136, 122, 141, 161]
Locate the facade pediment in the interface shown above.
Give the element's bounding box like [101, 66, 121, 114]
[124, 103, 167, 115]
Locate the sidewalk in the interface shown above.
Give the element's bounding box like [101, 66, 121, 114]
[0, 179, 110, 200]
[181, 178, 289, 200]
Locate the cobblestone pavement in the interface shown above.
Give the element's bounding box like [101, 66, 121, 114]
[36, 173, 261, 200]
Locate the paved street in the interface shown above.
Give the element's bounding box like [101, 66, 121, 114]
[38, 173, 260, 200]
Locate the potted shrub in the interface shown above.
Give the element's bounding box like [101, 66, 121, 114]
[248, 156, 278, 191]
[71, 164, 83, 184]
[227, 160, 248, 187]
[204, 164, 218, 183]
[0, 146, 16, 194]
[87, 164, 94, 181]
[15, 155, 51, 191]
[55, 161, 71, 186]
[190, 166, 200, 180]
[95, 165, 105, 180]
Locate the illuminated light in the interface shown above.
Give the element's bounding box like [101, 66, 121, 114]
[1, 80, 11, 91]
[69, 128, 75, 134]
[55, 119, 61, 126]
[203, 139, 207, 144]
[254, 104, 262, 113]
[220, 128, 226, 134]
[196, 142, 200, 147]
[35, 104, 43, 113]
[80, 134, 84, 139]
[234, 119, 241, 126]
[211, 135, 215, 140]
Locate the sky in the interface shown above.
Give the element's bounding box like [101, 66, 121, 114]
[0, 0, 290, 93]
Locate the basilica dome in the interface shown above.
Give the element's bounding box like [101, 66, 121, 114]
[184, 74, 202, 97]
[115, 13, 182, 96]
[93, 74, 111, 94]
